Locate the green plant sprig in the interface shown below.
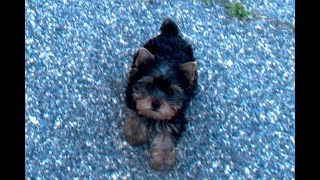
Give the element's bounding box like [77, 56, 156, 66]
[226, 2, 253, 20]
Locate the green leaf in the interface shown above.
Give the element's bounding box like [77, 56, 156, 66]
[247, 14, 253, 19]
[227, 8, 236, 16]
[235, 2, 242, 8]
[205, 0, 212, 5]
[226, 1, 252, 20]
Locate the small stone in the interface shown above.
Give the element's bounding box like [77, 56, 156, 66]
[245, 167, 250, 174]
[39, 52, 46, 59]
[30, 21, 35, 27]
[248, 58, 255, 63]
[44, 113, 49, 119]
[233, 87, 239, 94]
[54, 121, 61, 129]
[227, 60, 233, 67]
[260, 114, 266, 120]
[290, 136, 295, 143]
[120, 39, 128, 46]
[30, 116, 39, 125]
[26, 39, 34, 44]
[255, 25, 262, 30]
[225, 165, 231, 175]
[29, 58, 36, 64]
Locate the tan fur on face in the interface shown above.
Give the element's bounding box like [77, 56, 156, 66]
[136, 97, 177, 120]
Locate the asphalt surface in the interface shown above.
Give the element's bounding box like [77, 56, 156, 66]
[25, 0, 295, 179]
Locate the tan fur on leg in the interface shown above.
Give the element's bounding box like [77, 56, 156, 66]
[123, 108, 148, 146]
[149, 131, 176, 171]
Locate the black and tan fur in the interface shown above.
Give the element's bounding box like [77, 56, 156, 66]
[123, 18, 197, 171]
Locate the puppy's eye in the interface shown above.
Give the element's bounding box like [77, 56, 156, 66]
[146, 83, 152, 89]
[166, 89, 174, 95]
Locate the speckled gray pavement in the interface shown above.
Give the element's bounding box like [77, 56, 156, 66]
[25, 0, 295, 179]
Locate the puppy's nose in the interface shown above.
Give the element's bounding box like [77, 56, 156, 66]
[152, 99, 161, 110]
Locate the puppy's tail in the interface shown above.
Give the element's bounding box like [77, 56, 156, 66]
[160, 17, 179, 36]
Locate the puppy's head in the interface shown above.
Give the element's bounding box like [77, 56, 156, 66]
[130, 48, 197, 120]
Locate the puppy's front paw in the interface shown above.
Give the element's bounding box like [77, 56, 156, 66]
[149, 131, 176, 171]
[123, 110, 148, 146]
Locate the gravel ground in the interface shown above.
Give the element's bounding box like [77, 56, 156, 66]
[25, 0, 295, 179]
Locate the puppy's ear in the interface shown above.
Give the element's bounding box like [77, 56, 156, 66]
[135, 48, 155, 67]
[180, 62, 197, 83]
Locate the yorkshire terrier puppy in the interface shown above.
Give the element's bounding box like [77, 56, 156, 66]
[123, 17, 197, 171]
